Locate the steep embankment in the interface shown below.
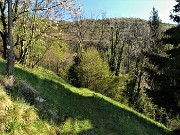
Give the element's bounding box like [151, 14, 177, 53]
[0, 59, 172, 135]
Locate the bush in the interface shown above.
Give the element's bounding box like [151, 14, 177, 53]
[69, 48, 109, 90]
[96, 74, 129, 104]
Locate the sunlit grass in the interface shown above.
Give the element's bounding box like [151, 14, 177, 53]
[0, 85, 57, 135]
[61, 119, 92, 134]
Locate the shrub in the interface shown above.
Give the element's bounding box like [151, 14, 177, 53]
[69, 48, 109, 90]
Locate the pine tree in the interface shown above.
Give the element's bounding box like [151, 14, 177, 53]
[148, 7, 162, 52]
[170, 0, 180, 23]
[145, 4, 180, 114]
[163, 26, 180, 113]
[163, 0, 180, 112]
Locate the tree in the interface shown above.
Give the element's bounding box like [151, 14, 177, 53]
[163, 26, 180, 113]
[68, 47, 128, 103]
[170, 0, 180, 23]
[162, 1, 180, 113]
[69, 48, 109, 90]
[108, 21, 125, 76]
[148, 7, 162, 52]
[68, 12, 109, 53]
[0, 0, 81, 60]
[145, 5, 180, 114]
[71, 13, 88, 52]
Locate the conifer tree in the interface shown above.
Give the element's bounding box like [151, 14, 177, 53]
[148, 7, 162, 52]
[170, 0, 180, 23]
[145, 4, 180, 113]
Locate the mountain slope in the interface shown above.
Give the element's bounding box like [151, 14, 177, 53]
[0, 60, 172, 135]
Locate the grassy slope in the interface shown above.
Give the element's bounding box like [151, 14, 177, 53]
[0, 85, 57, 135]
[0, 60, 172, 135]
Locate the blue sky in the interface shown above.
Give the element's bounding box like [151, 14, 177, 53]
[79, 0, 177, 24]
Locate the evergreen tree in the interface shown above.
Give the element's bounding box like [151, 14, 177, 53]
[163, 25, 180, 113]
[163, 0, 180, 112]
[144, 8, 169, 111]
[148, 7, 162, 52]
[145, 4, 180, 114]
[170, 0, 180, 23]
[108, 22, 125, 76]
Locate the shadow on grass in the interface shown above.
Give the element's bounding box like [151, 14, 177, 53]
[0, 61, 173, 135]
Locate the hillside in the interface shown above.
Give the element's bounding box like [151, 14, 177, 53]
[61, 18, 175, 50]
[0, 59, 173, 135]
[0, 85, 59, 134]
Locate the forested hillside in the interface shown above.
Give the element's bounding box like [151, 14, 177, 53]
[0, 0, 179, 134]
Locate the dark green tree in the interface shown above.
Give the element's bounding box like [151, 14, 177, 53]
[148, 7, 162, 52]
[163, 0, 180, 113]
[170, 0, 180, 23]
[108, 22, 125, 76]
[145, 4, 180, 114]
[163, 25, 180, 113]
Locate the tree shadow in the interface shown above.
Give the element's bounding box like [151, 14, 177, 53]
[0, 61, 173, 135]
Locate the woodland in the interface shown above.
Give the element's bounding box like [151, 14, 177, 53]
[0, 0, 180, 133]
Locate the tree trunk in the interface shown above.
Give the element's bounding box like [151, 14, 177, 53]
[7, 0, 14, 76]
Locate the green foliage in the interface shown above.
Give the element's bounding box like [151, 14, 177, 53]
[135, 90, 157, 119]
[108, 23, 125, 76]
[69, 48, 109, 89]
[68, 48, 129, 103]
[142, 5, 180, 130]
[149, 7, 161, 36]
[68, 54, 83, 87]
[97, 74, 129, 104]
[148, 7, 163, 52]
[14, 16, 63, 68]
[40, 40, 72, 79]
[145, 26, 180, 115]
[78, 48, 109, 89]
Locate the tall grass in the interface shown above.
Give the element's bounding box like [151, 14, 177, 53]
[0, 85, 58, 135]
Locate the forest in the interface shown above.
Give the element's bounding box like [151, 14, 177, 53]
[0, 0, 179, 134]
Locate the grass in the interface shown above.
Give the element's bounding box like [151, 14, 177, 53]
[0, 85, 58, 135]
[0, 59, 173, 135]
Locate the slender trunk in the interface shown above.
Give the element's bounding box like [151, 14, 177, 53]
[136, 69, 143, 97]
[7, 0, 14, 76]
[127, 43, 130, 73]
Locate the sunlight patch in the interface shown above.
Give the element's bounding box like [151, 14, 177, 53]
[61, 119, 93, 134]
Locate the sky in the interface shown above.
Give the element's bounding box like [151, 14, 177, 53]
[79, 0, 177, 24]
